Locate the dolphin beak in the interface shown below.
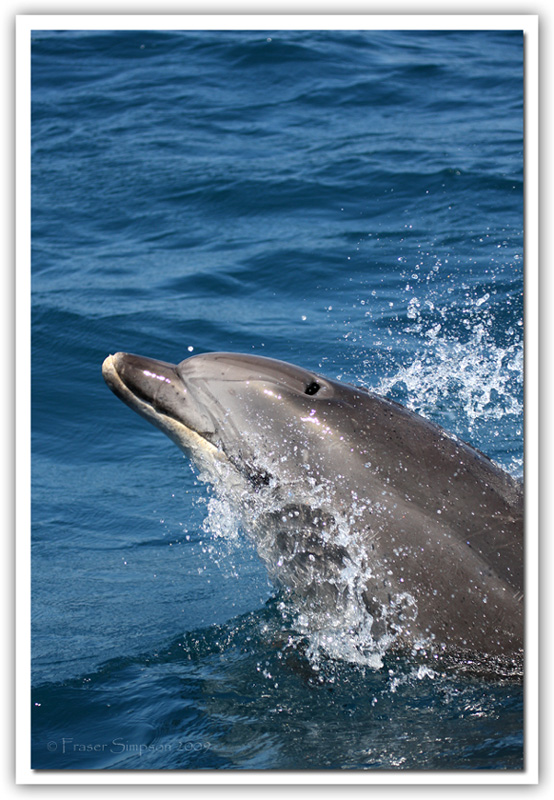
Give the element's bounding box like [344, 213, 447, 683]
[102, 351, 184, 414]
[102, 352, 219, 455]
[103, 352, 177, 400]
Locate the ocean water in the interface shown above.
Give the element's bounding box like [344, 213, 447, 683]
[30, 28, 524, 771]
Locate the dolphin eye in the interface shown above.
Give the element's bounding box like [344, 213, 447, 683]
[305, 381, 321, 396]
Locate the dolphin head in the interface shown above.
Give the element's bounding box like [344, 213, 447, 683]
[102, 351, 355, 491]
[103, 350, 370, 634]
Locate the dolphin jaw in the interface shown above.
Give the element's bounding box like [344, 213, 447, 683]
[102, 354, 223, 464]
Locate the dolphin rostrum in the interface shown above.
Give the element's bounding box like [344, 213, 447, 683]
[102, 351, 523, 673]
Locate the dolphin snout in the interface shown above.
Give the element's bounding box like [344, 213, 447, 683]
[102, 352, 182, 408]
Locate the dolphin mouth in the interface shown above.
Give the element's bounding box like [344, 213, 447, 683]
[102, 352, 180, 411]
[102, 352, 220, 459]
[102, 353, 131, 402]
[102, 352, 272, 488]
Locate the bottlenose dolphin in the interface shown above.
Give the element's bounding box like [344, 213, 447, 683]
[102, 351, 523, 672]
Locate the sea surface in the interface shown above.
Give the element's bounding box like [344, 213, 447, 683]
[30, 28, 524, 771]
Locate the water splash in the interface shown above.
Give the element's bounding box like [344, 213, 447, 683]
[196, 459, 426, 671]
[376, 321, 523, 432]
[359, 259, 523, 475]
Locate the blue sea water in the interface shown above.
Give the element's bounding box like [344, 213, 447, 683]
[30, 28, 524, 771]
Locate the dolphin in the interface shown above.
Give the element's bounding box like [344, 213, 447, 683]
[102, 351, 523, 672]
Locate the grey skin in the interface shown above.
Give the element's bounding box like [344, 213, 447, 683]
[102, 351, 523, 669]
